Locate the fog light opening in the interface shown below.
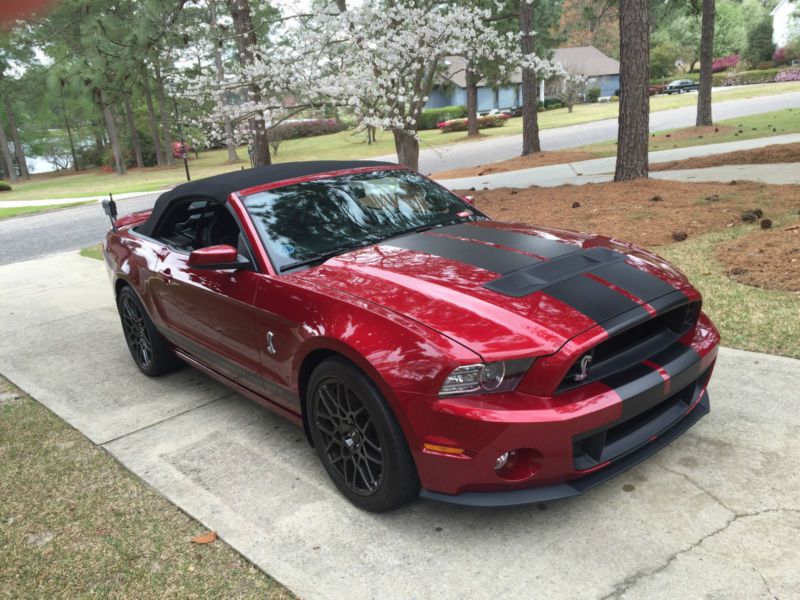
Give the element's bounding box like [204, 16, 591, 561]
[494, 448, 543, 481]
[494, 451, 513, 471]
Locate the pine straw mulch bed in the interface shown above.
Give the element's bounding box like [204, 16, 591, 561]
[717, 222, 800, 292]
[463, 179, 800, 292]
[650, 142, 800, 172]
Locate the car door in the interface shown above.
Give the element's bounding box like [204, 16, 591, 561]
[150, 198, 265, 392]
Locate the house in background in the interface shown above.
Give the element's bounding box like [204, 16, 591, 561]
[771, 0, 798, 48]
[426, 46, 621, 112]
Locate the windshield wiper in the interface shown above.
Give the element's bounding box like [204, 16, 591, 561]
[278, 239, 380, 272]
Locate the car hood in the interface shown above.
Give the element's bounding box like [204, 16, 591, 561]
[294, 221, 690, 360]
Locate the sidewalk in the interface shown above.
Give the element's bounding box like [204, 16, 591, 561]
[436, 133, 800, 189]
[2, 251, 799, 600]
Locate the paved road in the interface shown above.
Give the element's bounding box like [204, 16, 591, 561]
[379, 90, 800, 174]
[0, 193, 159, 266]
[2, 252, 798, 600]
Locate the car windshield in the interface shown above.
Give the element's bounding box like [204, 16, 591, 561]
[669, 80, 683, 86]
[242, 169, 484, 272]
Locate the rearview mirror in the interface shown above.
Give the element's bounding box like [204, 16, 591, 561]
[461, 195, 475, 206]
[187, 245, 251, 270]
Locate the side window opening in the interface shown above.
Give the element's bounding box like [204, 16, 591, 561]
[156, 199, 242, 253]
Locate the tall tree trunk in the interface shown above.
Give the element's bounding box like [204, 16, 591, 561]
[0, 123, 17, 183]
[520, 0, 541, 155]
[392, 129, 419, 171]
[153, 60, 174, 165]
[210, 0, 240, 162]
[614, 0, 650, 181]
[696, 0, 715, 126]
[143, 77, 165, 166]
[100, 90, 126, 176]
[466, 62, 480, 137]
[227, 0, 271, 166]
[124, 94, 144, 169]
[59, 81, 79, 171]
[2, 95, 29, 179]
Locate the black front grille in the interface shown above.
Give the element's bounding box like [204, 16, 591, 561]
[559, 301, 700, 393]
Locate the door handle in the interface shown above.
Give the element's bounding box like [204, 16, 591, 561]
[159, 267, 173, 281]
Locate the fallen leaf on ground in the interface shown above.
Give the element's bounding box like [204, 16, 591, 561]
[190, 531, 217, 544]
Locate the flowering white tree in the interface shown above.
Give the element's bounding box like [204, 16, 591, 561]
[187, 0, 560, 170]
[311, 0, 562, 169]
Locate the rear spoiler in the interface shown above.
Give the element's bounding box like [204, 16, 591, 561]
[102, 194, 118, 232]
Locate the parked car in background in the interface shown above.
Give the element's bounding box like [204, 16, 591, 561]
[102, 161, 720, 512]
[664, 79, 699, 94]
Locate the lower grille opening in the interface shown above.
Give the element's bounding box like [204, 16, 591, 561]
[572, 366, 710, 471]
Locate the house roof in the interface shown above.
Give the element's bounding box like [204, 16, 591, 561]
[436, 46, 620, 89]
[551, 46, 620, 77]
[771, 0, 790, 16]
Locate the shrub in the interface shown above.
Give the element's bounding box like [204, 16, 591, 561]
[0, 180, 11, 192]
[712, 54, 740, 72]
[586, 86, 601, 103]
[269, 118, 346, 140]
[439, 114, 509, 133]
[650, 42, 683, 79]
[772, 48, 786, 64]
[744, 19, 775, 67]
[775, 69, 800, 82]
[420, 105, 467, 130]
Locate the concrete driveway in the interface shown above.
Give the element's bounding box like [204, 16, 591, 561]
[1, 252, 798, 600]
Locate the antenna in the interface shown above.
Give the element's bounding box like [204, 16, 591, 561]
[102, 192, 118, 233]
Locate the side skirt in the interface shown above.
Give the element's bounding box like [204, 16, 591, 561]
[173, 348, 305, 430]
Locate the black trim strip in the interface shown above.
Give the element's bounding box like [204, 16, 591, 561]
[543, 275, 650, 325]
[591, 261, 677, 301]
[440, 223, 578, 258]
[385, 232, 539, 274]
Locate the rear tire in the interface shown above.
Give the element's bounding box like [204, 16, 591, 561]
[117, 286, 183, 376]
[307, 357, 419, 512]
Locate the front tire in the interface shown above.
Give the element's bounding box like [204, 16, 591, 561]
[117, 286, 183, 376]
[307, 358, 419, 512]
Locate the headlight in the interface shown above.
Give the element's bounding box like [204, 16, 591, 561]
[439, 358, 534, 396]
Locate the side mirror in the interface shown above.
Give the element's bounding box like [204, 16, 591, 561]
[187, 245, 251, 270]
[461, 195, 475, 206]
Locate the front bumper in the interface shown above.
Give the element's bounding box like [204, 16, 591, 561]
[400, 313, 719, 503]
[420, 390, 709, 507]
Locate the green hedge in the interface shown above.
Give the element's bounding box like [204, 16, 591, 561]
[0, 180, 11, 192]
[419, 105, 467, 130]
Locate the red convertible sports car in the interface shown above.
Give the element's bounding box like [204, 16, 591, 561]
[103, 160, 720, 512]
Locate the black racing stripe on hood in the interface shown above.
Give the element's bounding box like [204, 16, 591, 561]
[384, 232, 540, 274]
[544, 275, 650, 325]
[591, 261, 677, 301]
[441, 223, 578, 258]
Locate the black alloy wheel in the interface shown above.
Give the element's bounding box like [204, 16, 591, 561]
[116, 286, 183, 377]
[120, 293, 153, 369]
[314, 376, 384, 495]
[308, 358, 419, 512]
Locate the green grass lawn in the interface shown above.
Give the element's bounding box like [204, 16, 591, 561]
[0, 375, 293, 599]
[579, 107, 800, 156]
[3, 81, 799, 202]
[80, 243, 104, 261]
[659, 212, 800, 359]
[0, 201, 93, 219]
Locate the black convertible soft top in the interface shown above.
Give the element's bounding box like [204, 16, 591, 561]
[136, 160, 398, 236]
